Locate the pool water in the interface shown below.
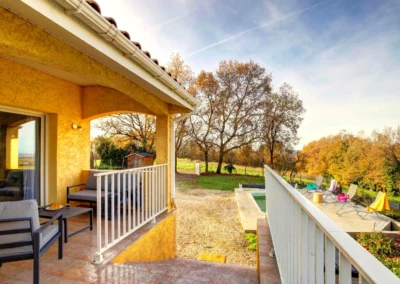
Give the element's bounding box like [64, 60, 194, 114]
[252, 193, 266, 213]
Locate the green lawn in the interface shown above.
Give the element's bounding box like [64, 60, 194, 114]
[196, 174, 265, 191]
[178, 158, 264, 176]
[253, 194, 266, 213]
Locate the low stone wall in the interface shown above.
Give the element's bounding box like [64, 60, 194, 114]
[112, 211, 177, 264]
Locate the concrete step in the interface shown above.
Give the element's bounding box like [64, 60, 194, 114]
[110, 258, 259, 283]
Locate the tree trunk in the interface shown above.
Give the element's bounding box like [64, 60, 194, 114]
[175, 155, 178, 173]
[216, 150, 224, 174]
[204, 151, 209, 173]
[269, 148, 274, 169]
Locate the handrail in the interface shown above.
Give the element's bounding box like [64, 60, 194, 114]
[93, 164, 167, 264]
[264, 165, 399, 283]
[93, 164, 167, 176]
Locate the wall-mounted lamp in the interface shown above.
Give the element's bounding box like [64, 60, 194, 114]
[71, 123, 83, 131]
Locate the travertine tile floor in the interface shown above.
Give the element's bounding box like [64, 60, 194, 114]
[0, 211, 260, 283]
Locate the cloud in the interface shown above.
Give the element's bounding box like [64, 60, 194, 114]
[150, 8, 198, 31]
[92, 0, 400, 150]
[183, 0, 334, 59]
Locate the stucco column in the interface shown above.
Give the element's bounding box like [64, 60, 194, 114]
[156, 115, 172, 210]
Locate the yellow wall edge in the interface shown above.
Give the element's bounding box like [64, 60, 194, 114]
[112, 212, 176, 264]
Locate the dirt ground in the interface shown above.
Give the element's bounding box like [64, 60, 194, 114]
[175, 172, 256, 266]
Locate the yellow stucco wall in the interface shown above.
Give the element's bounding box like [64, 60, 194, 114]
[0, 7, 178, 206]
[0, 7, 169, 116]
[0, 57, 89, 204]
[155, 115, 173, 209]
[112, 212, 177, 264]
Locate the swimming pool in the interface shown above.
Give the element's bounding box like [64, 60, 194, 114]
[251, 192, 266, 213]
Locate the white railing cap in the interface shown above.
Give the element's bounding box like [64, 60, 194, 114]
[94, 164, 167, 176]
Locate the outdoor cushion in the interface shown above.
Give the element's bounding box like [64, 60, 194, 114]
[85, 170, 109, 190]
[0, 186, 21, 193]
[0, 200, 40, 256]
[113, 172, 141, 192]
[0, 223, 58, 258]
[40, 224, 58, 249]
[68, 189, 108, 202]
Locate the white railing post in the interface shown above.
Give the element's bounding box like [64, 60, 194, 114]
[94, 175, 103, 264]
[93, 165, 168, 264]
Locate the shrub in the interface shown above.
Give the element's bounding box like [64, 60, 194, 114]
[357, 232, 393, 257]
[224, 163, 236, 174]
[246, 233, 257, 251]
[357, 232, 400, 277]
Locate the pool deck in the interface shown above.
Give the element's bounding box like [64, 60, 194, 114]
[236, 187, 396, 234]
[235, 188, 265, 233]
[302, 191, 392, 233]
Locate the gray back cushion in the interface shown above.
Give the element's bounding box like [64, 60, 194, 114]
[0, 200, 40, 256]
[86, 170, 110, 191]
[113, 172, 142, 192]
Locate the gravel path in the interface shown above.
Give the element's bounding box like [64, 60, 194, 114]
[175, 172, 256, 266]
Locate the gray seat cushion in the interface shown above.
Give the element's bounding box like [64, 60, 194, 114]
[40, 224, 58, 249]
[68, 189, 108, 202]
[0, 200, 40, 257]
[0, 225, 58, 258]
[0, 186, 22, 193]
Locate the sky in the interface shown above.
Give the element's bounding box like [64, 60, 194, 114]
[18, 121, 36, 155]
[94, 0, 400, 148]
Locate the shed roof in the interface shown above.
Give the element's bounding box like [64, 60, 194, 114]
[126, 152, 154, 158]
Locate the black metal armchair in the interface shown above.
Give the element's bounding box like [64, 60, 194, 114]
[0, 200, 63, 284]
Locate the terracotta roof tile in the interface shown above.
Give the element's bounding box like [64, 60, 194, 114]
[143, 51, 151, 58]
[104, 16, 117, 28]
[84, 0, 175, 80]
[120, 30, 130, 40]
[86, 0, 101, 14]
[132, 41, 142, 50]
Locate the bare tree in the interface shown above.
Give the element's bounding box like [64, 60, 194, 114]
[166, 53, 196, 172]
[190, 60, 272, 174]
[188, 71, 219, 173]
[263, 83, 306, 169]
[94, 113, 156, 153]
[212, 60, 271, 174]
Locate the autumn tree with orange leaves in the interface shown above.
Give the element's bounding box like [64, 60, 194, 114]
[301, 127, 400, 195]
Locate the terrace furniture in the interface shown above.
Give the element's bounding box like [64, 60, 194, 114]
[357, 191, 389, 220]
[321, 179, 338, 206]
[67, 170, 109, 208]
[335, 184, 359, 216]
[39, 206, 93, 243]
[67, 171, 142, 219]
[300, 175, 323, 195]
[0, 200, 63, 284]
[0, 170, 24, 201]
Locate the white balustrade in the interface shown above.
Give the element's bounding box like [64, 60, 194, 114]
[264, 165, 399, 284]
[93, 164, 168, 263]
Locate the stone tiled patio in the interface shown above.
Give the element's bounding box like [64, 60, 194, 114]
[0, 209, 260, 284]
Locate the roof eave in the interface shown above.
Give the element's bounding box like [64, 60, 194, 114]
[54, 0, 197, 109]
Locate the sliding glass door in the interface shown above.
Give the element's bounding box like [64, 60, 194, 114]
[0, 109, 43, 203]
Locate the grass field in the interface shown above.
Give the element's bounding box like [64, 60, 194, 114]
[178, 158, 264, 176]
[197, 175, 264, 191]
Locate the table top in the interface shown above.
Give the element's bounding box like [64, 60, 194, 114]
[39, 206, 93, 219]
